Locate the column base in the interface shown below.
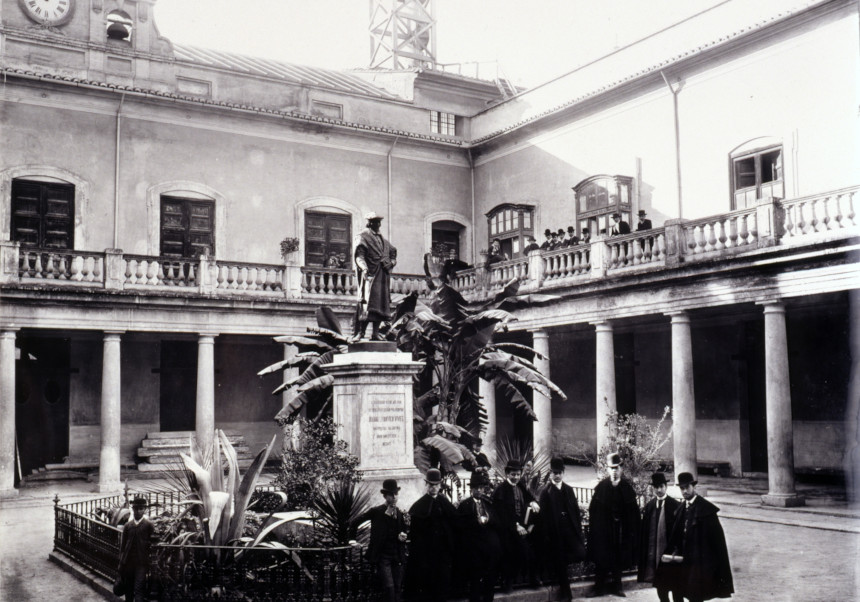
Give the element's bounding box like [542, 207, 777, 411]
[761, 493, 806, 507]
[96, 480, 123, 494]
[0, 487, 19, 499]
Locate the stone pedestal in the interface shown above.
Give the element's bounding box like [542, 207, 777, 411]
[324, 345, 426, 506]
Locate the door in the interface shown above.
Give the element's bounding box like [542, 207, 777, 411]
[160, 196, 215, 258]
[305, 211, 351, 268]
[15, 337, 70, 477]
[159, 341, 197, 432]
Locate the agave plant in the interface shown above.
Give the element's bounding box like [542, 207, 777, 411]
[312, 479, 374, 546]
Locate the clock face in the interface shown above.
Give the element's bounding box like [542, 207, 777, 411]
[19, 0, 76, 27]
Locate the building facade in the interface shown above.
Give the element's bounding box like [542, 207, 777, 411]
[1, 0, 857, 505]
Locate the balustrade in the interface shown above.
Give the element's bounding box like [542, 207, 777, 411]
[543, 245, 591, 282]
[18, 249, 105, 283]
[604, 231, 666, 272]
[683, 208, 758, 259]
[782, 187, 857, 240]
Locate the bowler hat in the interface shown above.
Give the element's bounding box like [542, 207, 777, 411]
[650, 472, 668, 487]
[550, 457, 565, 472]
[365, 211, 384, 221]
[567, 226, 575, 233]
[606, 452, 623, 467]
[638, 209, 647, 216]
[381, 479, 400, 495]
[505, 459, 523, 473]
[544, 228, 552, 236]
[557, 229, 565, 236]
[425, 468, 443, 484]
[131, 495, 148, 507]
[469, 471, 489, 489]
[582, 227, 590, 233]
[611, 212, 621, 219]
[677, 472, 698, 487]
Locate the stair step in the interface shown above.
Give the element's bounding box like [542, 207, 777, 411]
[137, 458, 255, 472]
[141, 436, 245, 448]
[137, 447, 251, 459]
[145, 430, 241, 440]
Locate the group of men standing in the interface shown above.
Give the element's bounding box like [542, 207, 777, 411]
[361, 453, 733, 602]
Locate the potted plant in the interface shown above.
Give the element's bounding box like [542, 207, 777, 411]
[279, 236, 300, 263]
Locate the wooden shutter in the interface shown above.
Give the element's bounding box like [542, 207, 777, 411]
[305, 211, 351, 268]
[11, 180, 74, 249]
[160, 196, 215, 258]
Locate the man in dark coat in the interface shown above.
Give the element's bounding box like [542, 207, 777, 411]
[538, 457, 586, 601]
[638, 472, 681, 602]
[492, 460, 541, 591]
[587, 453, 641, 597]
[354, 211, 397, 341]
[523, 235, 540, 254]
[636, 210, 653, 231]
[610, 213, 631, 236]
[117, 496, 154, 602]
[356, 479, 409, 602]
[406, 468, 457, 601]
[657, 473, 734, 602]
[539, 228, 554, 250]
[456, 471, 502, 601]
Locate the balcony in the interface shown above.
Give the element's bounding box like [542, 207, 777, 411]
[0, 187, 856, 306]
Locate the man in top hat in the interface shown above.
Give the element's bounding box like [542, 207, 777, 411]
[492, 459, 541, 591]
[353, 211, 397, 341]
[356, 479, 409, 602]
[658, 473, 733, 602]
[117, 495, 155, 602]
[456, 471, 502, 602]
[587, 453, 641, 597]
[580, 227, 591, 244]
[638, 472, 681, 602]
[540, 228, 554, 250]
[406, 468, 457, 601]
[636, 210, 653, 231]
[563, 226, 579, 247]
[610, 213, 631, 236]
[538, 457, 587, 601]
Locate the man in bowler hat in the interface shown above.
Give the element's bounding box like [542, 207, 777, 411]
[638, 472, 681, 602]
[492, 459, 541, 591]
[406, 468, 457, 601]
[117, 495, 154, 602]
[658, 473, 733, 602]
[636, 210, 653, 231]
[587, 453, 641, 597]
[456, 471, 502, 601]
[610, 213, 631, 236]
[356, 479, 409, 602]
[538, 457, 587, 600]
[540, 228, 554, 250]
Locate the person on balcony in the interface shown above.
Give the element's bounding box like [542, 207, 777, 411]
[636, 210, 653, 231]
[117, 496, 154, 602]
[356, 479, 409, 602]
[587, 453, 640, 598]
[563, 226, 579, 247]
[486, 238, 508, 268]
[523, 235, 540, 254]
[539, 229, 554, 250]
[353, 212, 397, 341]
[610, 213, 631, 236]
[580, 228, 592, 244]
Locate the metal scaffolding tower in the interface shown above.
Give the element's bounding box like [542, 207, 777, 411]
[369, 0, 437, 69]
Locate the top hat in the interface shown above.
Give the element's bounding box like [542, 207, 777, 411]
[365, 211, 384, 221]
[425, 468, 443, 484]
[505, 459, 523, 473]
[557, 228, 565, 236]
[611, 212, 621, 219]
[550, 457, 565, 472]
[131, 495, 148, 507]
[381, 479, 400, 495]
[677, 472, 698, 487]
[582, 227, 590, 233]
[638, 209, 647, 216]
[567, 226, 575, 233]
[650, 472, 668, 487]
[469, 471, 490, 489]
[544, 228, 552, 236]
[606, 452, 623, 467]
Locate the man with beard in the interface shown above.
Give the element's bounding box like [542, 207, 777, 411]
[657, 472, 734, 602]
[538, 457, 587, 601]
[638, 472, 681, 602]
[492, 460, 541, 592]
[456, 471, 502, 601]
[587, 453, 641, 597]
[406, 468, 457, 601]
[353, 211, 397, 341]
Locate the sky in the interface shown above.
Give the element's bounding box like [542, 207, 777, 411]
[154, 0, 729, 88]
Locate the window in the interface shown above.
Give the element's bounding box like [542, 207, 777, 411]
[572, 175, 633, 236]
[731, 146, 783, 209]
[431, 221, 463, 259]
[160, 196, 215, 258]
[106, 10, 133, 42]
[11, 179, 74, 249]
[305, 210, 351, 268]
[430, 111, 457, 136]
[311, 101, 343, 120]
[486, 204, 534, 259]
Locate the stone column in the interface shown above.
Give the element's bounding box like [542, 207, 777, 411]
[98, 331, 124, 492]
[0, 330, 19, 498]
[195, 333, 218, 455]
[760, 301, 804, 506]
[479, 372, 497, 452]
[531, 330, 553, 460]
[593, 320, 616, 452]
[324, 346, 425, 506]
[668, 312, 697, 477]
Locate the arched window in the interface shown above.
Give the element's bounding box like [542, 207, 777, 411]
[572, 175, 633, 236]
[10, 178, 74, 249]
[486, 203, 534, 259]
[106, 10, 133, 42]
[431, 220, 463, 259]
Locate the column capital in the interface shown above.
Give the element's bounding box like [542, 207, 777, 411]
[758, 299, 786, 313]
[103, 330, 125, 339]
[0, 329, 20, 339]
[530, 328, 549, 339]
[666, 310, 691, 323]
[197, 332, 219, 342]
[591, 320, 614, 331]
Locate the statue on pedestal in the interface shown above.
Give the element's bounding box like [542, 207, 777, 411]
[353, 212, 397, 341]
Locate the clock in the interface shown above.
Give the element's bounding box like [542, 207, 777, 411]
[18, 0, 76, 27]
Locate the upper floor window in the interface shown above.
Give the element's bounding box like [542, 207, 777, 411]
[430, 111, 458, 136]
[731, 145, 783, 209]
[311, 101, 343, 120]
[573, 175, 633, 236]
[160, 196, 214, 258]
[106, 10, 133, 42]
[486, 203, 534, 259]
[11, 179, 74, 249]
[305, 210, 351, 268]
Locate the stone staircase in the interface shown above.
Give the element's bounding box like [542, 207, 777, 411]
[137, 431, 255, 472]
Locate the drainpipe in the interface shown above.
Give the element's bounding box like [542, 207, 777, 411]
[387, 136, 399, 241]
[468, 149, 475, 263]
[660, 71, 683, 219]
[114, 93, 125, 249]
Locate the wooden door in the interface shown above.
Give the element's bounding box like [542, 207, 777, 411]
[305, 211, 351, 267]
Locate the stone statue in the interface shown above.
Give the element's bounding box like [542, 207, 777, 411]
[353, 212, 397, 341]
